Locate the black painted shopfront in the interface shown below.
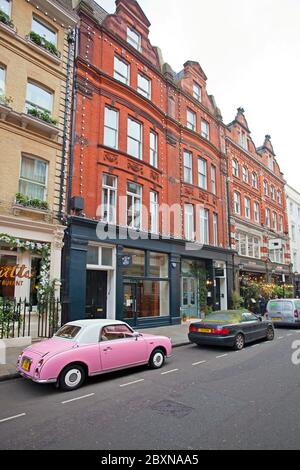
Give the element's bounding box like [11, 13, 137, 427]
[62, 218, 235, 328]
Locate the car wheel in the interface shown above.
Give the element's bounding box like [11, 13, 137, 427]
[233, 333, 245, 351]
[149, 349, 165, 369]
[59, 364, 86, 392]
[266, 326, 275, 341]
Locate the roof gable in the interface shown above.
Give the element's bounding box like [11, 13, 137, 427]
[116, 0, 151, 29]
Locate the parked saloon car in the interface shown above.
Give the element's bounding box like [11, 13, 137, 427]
[17, 320, 172, 391]
[188, 310, 275, 350]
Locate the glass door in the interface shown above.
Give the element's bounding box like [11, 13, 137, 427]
[123, 282, 137, 324]
[181, 277, 198, 319]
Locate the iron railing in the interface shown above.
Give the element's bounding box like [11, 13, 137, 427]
[0, 298, 61, 339]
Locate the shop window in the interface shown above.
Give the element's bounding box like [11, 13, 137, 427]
[122, 249, 145, 277]
[137, 281, 169, 317]
[149, 252, 168, 278]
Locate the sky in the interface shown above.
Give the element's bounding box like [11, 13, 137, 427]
[95, 0, 300, 192]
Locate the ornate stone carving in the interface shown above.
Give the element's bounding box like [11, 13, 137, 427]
[150, 170, 159, 182]
[104, 153, 118, 164]
[128, 161, 143, 174]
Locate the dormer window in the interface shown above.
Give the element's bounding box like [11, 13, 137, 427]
[193, 83, 202, 102]
[239, 131, 248, 150]
[268, 156, 274, 171]
[127, 26, 141, 51]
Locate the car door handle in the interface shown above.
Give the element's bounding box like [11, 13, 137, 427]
[103, 347, 112, 352]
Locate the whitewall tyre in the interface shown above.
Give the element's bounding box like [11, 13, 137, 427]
[59, 365, 86, 392]
[149, 349, 165, 369]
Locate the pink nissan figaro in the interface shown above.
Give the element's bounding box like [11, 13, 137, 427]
[17, 320, 172, 391]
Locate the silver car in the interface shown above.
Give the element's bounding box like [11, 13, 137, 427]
[266, 299, 300, 327]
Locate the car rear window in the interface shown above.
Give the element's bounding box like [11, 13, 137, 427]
[205, 312, 242, 323]
[55, 325, 81, 339]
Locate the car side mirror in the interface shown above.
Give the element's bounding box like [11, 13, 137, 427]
[133, 332, 140, 340]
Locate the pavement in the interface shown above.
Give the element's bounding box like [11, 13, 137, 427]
[1, 328, 300, 449]
[0, 321, 192, 382]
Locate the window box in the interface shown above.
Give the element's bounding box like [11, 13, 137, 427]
[28, 31, 61, 58]
[26, 107, 58, 126]
[15, 193, 49, 211]
[0, 96, 13, 119]
[19, 112, 59, 139]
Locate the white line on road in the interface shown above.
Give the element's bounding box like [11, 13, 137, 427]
[192, 361, 207, 366]
[287, 334, 293, 337]
[161, 369, 179, 375]
[216, 354, 228, 358]
[61, 393, 95, 405]
[251, 344, 260, 348]
[120, 379, 145, 388]
[278, 337, 284, 340]
[0, 413, 26, 424]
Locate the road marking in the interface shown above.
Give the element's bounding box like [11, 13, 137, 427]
[0, 413, 26, 424]
[61, 393, 95, 404]
[192, 360, 207, 366]
[161, 369, 179, 375]
[120, 379, 145, 388]
[278, 336, 284, 340]
[251, 344, 260, 348]
[216, 354, 228, 358]
[287, 334, 293, 337]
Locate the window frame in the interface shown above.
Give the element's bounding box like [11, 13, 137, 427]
[150, 190, 159, 234]
[201, 120, 210, 140]
[127, 181, 142, 230]
[127, 117, 143, 160]
[184, 150, 193, 184]
[127, 26, 141, 51]
[114, 55, 130, 86]
[25, 81, 53, 114]
[104, 106, 119, 150]
[187, 109, 196, 132]
[198, 157, 207, 190]
[211, 165, 216, 195]
[232, 159, 239, 178]
[184, 204, 195, 241]
[137, 73, 151, 100]
[101, 174, 117, 225]
[244, 196, 251, 219]
[0, 65, 5, 95]
[19, 154, 48, 202]
[234, 192, 241, 215]
[150, 130, 158, 168]
[32, 15, 57, 46]
[0, 0, 11, 17]
[193, 82, 202, 102]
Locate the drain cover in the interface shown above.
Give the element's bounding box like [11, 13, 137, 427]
[151, 400, 194, 418]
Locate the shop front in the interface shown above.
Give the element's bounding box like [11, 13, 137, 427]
[63, 218, 235, 328]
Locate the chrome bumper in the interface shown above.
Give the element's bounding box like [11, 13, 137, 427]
[17, 369, 57, 384]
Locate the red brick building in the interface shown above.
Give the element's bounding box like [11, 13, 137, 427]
[226, 107, 291, 292]
[63, 0, 234, 326]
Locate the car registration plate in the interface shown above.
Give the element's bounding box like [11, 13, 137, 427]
[272, 318, 281, 322]
[21, 358, 31, 372]
[199, 328, 212, 333]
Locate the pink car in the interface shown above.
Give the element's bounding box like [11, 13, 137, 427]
[17, 320, 172, 391]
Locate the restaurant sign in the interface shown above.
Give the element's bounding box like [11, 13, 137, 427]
[0, 264, 31, 287]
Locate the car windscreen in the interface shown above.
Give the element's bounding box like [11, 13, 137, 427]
[204, 312, 242, 323]
[55, 325, 81, 339]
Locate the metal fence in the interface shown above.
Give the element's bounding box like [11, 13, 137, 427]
[0, 298, 61, 340]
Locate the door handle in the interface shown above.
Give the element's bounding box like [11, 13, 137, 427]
[103, 347, 112, 352]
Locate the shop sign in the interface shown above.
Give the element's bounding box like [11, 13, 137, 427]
[118, 255, 132, 267]
[0, 264, 31, 287]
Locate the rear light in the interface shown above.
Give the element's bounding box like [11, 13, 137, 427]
[212, 328, 230, 335]
[294, 309, 299, 319]
[189, 325, 198, 333]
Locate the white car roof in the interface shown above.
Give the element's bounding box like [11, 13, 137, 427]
[67, 319, 126, 328]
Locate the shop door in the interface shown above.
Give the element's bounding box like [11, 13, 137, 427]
[123, 283, 138, 326]
[181, 277, 198, 319]
[86, 271, 107, 319]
